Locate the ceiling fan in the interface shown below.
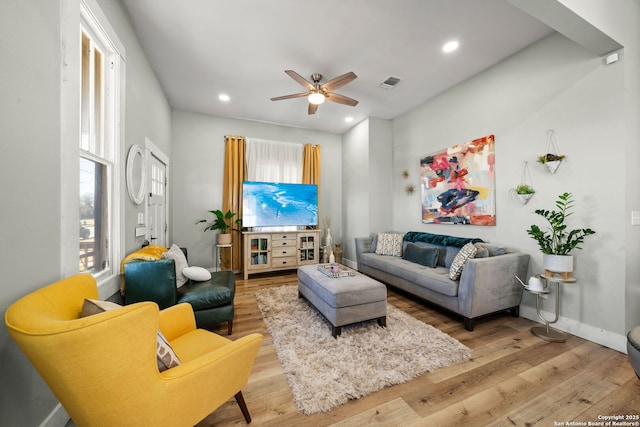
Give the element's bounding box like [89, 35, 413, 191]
[271, 70, 359, 115]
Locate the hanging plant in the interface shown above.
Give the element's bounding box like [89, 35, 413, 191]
[537, 130, 565, 174]
[510, 161, 535, 205]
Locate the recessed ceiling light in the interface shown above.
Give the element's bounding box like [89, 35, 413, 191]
[442, 40, 459, 53]
[218, 94, 230, 102]
[345, 116, 354, 123]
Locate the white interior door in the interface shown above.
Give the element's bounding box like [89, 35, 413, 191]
[147, 150, 167, 247]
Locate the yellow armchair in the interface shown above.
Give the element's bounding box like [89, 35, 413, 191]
[5, 274, 263, 427]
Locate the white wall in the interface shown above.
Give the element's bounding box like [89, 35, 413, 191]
[341, 118, 393, 266]
[0, 0, 172, 425]
[170, 110, 343, 269]
[392, 32, 629, 350]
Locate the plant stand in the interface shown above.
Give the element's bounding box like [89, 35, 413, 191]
[529, 274, 576, 343]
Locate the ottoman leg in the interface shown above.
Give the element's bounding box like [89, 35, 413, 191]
[377, 316, 387, 328]
[332, 326, 341, 338]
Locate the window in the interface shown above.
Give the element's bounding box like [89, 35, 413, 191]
[78, 25, 115, 274]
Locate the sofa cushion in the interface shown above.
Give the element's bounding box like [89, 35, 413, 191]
[162, 244, 189, 288]
[178, 270, 235, 310]
[375, 232, 404, 256]
[449, 242, 478, 280]
[444, 246, 461, 268]
[402, 242, 438, 268]
[80, 299, 181, 372]
[473, 243, 490, 258]
[359, 253, 458, 297]
[475, 242, 506, 256]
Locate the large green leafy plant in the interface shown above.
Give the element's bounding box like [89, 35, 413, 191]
[526, 192, 595, 255]
[196, 209, 241, 233]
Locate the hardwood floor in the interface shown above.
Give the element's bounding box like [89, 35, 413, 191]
[197, 271, 639, 427]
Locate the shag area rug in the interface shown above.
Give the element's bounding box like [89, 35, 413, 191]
[255, 285, 472, 415]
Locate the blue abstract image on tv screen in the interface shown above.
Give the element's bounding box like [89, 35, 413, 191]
[242, 181, 318, 227]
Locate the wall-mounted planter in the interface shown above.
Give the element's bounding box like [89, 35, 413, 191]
[543, 159, 562, 174]
[515, 193, 534, 205]
[537, 130, 565, 174]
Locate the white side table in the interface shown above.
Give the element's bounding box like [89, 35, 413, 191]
[529, 274, 576, 343]
[215, 243, 232, 271]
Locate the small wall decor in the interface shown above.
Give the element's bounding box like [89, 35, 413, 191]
[537, 129, 565, 174]
[510, 161, 535, 205]
[401, 169, 410, 179]
[405, 184, 415, 195]
[420, 135, 496, 226]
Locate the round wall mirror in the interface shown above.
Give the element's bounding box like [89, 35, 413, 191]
[126, 144, 146, 205]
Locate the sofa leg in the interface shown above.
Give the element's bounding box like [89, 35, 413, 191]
[235, 391, 251, 424]
[509, 306, 520, 318]
[228, 320, 233, 335]
[463, 317, 474, 331]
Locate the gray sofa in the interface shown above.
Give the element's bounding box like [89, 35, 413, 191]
[355, 231, 530, 330]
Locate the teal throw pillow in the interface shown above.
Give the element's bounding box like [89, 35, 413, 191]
[402, 242, 439, 268]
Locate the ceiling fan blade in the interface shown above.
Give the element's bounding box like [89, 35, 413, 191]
[308, 102, 319, 115]
[325, 92, 359, 107]
[271, 93, 308, 101]
[285, 70, 315, 90]
[321, 71, 357, 92]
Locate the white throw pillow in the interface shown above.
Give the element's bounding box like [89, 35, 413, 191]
[374, 232, 405, 256]
[182, 266, 212, 282]
[162, 244, 189, 288]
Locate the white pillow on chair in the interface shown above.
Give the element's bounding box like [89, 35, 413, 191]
[182, 266, 212, 282]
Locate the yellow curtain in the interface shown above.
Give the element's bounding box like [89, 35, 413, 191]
[223, 135, 246, 272]
[302, 144, 320, 185]
[302, 143, 321, 232]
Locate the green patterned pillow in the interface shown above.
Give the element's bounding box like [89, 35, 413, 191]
[375, 232, 405, 256]
[448, 242, 477, 280]
[80, 299, 181, 372]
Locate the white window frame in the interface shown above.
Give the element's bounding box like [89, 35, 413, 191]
[61, 0, 126, 297]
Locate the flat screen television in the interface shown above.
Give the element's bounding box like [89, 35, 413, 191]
[242, 181, 318, 228]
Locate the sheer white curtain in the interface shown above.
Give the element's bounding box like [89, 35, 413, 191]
[245, 138, 303, 183]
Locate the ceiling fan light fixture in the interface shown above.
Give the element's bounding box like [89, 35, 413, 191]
[308, 91, 326, 105]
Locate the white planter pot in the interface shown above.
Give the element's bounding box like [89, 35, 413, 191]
[543, 160, 562, 174]
[543, 254, 573, 278]
[516, 193, 534, 205]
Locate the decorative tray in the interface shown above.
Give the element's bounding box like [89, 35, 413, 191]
[317, 263, 355, 278]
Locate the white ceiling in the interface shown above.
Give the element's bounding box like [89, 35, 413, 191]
[121, 0, 554, 134]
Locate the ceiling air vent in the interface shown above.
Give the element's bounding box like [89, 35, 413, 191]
[380, 76, 402, 89]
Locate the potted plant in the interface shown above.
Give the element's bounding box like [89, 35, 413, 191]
[526, 192, 595, 278]
[196, 209, 242, 245]
[512, 184, 536, 205]
[537, 153, 566, 174]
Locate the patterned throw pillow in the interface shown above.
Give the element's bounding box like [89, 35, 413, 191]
[375, 232, 404, 256]
[448, 242, 478, 280]
[80, 299, 181, 372]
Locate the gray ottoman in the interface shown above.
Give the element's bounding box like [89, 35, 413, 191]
[297, 264, 387, 338]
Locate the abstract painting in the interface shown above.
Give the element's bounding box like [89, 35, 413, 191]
[420, 135, 496, 226]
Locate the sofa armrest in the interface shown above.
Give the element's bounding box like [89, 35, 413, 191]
[355, 237, 373, 271]
[457, 252, 530, 318]
[123, 259, 178, 309]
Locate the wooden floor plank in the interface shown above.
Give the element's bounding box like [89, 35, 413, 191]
[196, 271, 640, 426]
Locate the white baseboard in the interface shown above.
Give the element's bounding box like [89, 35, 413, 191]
[40, 403, 70, 427]
[520, 305, 627, 354]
